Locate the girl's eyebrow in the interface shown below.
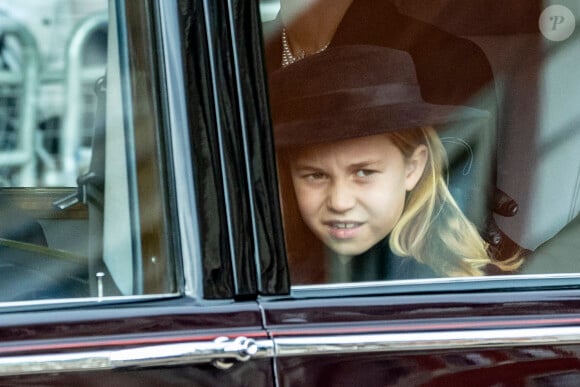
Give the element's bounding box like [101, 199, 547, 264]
[291, 163, 323, 171]
[292, 159, 384, 171]
[349, 160, 384, 169]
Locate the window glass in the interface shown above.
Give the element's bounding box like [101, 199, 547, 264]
[0, 0, 177, 303]
[259, 0, 580, 286]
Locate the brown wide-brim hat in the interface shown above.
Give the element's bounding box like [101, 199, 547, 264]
[269, 45, 490, 148]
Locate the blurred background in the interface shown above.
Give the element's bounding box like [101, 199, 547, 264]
[0, 0, 107, 187]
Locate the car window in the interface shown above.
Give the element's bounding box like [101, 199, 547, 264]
[259, 0, 580, 286]
[0, 0, 177, 304]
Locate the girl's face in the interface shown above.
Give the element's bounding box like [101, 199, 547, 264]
[290, 133, 427, 258]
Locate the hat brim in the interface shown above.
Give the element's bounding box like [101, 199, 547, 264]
[274, 101, 490, 148]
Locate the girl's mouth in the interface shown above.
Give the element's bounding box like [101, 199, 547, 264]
[333, 222, 358, 229]
[326, 222, 363, 239]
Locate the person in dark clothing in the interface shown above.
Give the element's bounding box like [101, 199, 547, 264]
[263, 0, 495, 108]
[270, 45, 522, 284]
[329, 234, 437, 283]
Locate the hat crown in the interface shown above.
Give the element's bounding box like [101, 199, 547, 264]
[270, 45, 420, 109]
[269, 45, 489, 147]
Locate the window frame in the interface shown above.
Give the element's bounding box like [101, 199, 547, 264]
[0, 0, 188, 310]
[251, 0, 580, 298]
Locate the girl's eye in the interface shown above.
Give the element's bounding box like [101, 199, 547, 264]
[305, 172, 326, 180]
[355, 169, 375, 178]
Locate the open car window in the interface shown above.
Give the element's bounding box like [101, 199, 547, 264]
[0, 0, 177, 304]
[259, 0, 580, 287]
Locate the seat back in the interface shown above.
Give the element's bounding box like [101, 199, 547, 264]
[395, 0, 580, 252]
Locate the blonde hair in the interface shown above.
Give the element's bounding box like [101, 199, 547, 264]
[388, 126, 521, 276]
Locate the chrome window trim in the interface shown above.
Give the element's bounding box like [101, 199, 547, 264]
[0, 293, 180, 310]
[0, 337, 274, 377]
[273, 327, 580, 357]
[295, 273, 580, 290]
[3, 326, 580, 375]
[291, 273, 580, 294]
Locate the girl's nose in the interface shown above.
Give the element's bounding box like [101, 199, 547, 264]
[326, 180, 356, 213]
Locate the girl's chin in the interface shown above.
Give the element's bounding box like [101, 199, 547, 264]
[325, 242, 373, 258]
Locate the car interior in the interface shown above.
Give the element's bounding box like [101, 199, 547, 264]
[375, 1, 580, 273]
[260, 0, 580, 282]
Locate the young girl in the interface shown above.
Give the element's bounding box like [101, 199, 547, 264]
[269, 45, 521, 284]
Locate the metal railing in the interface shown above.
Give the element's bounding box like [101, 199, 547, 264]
[0, 15, 40, 186]
[60, 11, 108, 186]
[0, 12, 107, 187]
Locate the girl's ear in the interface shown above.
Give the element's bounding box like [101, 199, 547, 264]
[404, 144, 428, 191]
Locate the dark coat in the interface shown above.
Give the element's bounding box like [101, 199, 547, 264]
[328, 237, 437, 283]
[263, 0, 496, 108]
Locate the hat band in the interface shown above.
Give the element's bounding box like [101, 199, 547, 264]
[273, 83, 422, 123]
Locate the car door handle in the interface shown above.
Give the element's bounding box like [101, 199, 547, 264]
[0, 336, 274, 377]
[111, 336, 261, 370]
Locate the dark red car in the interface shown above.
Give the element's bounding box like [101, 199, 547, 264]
[0, 0, 578, 385]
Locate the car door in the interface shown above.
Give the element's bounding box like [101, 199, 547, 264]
[255, 0, 580, 385]
[0, 0, 280, 385]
